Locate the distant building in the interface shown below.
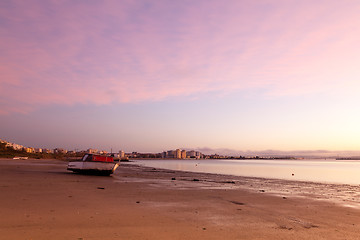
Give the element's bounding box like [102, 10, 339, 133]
[162, 149, 191, 159]
[54, 148, 68, 154]
[164, 150, 173, 158]
[34, 148, 43, 153]
[175, 149, 181, 159]
[181, 150, 186, 159]
[23, 147, 35, 153]
[162, 150, 173, 158]
[187, 150, 201, 159]
[119, 150, 125, 158]
[187, 150, 196, 158]
[5, 142, 24, 150]
[42, 149, 53, 154]
[87, 148, 98, 154]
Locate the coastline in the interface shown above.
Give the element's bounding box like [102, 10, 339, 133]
[124, 160, 360, 209]
[1, 158, 360, 239]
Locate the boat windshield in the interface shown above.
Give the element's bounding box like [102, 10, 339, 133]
[82, 154, 91, 161]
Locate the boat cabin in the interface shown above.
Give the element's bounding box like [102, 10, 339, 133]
[82, 154, 114, 163]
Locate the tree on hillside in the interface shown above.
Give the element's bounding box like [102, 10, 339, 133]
[0, 142, 6, 150]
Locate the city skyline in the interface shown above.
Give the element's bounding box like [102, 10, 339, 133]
[1, 1, 360, 154]
[4, 137, 360, 158]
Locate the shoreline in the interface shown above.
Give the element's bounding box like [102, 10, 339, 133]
[1, 158, 360, 239]
[122, 162, 360, 209]
[130, 158, 360, 186]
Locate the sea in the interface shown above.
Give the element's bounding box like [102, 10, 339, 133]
[129, 158, 360, 185]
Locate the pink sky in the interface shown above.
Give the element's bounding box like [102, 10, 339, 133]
[1, 1, 360, 114]
[2, 1, 360, 153]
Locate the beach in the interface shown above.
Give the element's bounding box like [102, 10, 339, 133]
[1, 158, 360, 240]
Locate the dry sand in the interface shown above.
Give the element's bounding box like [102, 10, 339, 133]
[1, 158, 360, 240]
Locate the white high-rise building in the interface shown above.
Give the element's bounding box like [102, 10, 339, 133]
[181, 150, 186, 159]
[175, 149, 181, 159]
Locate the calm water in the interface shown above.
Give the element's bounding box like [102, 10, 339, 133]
[130, 159, 360, 185]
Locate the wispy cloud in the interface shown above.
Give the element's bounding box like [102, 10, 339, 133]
[1, 1, 360, 114]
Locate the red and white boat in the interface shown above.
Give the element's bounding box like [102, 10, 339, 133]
[67, 154, 119, 175]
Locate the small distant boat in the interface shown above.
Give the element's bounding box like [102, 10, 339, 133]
[67, 154, 119, 176]
[13, 156, 28, 160]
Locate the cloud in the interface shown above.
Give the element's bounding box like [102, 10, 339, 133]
[1, 1, 360, 114]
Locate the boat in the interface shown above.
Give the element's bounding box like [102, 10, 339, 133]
[13, 156, 28, 160]
[67, 154, 119, 176]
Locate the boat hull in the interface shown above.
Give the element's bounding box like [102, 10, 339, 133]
[67, 161, 119, 176]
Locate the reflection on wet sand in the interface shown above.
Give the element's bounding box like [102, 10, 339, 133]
[133, 159, 360, 185]
[125, 160, 360, 208]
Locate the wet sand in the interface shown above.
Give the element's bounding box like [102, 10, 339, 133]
[1, 158, 360, 240]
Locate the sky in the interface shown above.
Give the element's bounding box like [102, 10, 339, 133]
[1, 0, 360, 155]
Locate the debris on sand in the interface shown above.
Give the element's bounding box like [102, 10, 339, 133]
[229, 200, 245, 205]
